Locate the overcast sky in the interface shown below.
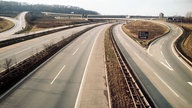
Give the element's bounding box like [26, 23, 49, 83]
[2, 0, 192, 16]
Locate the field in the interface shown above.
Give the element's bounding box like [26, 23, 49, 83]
[27, 12, 90, 30]
[0, 18, 14, 33]
[122, 20, 169, 47]
[29, 18, 89, 32]
[31, 18, 89, 28]
[17, 12, 90, 33]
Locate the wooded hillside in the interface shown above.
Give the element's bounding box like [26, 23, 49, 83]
[0, 0, 99, 17]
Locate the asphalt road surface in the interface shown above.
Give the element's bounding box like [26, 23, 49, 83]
[0, 24, 109, 108]
[0, 12, 27, 39]
[113, 23, 192, 108]
[0, 23, 98, 72]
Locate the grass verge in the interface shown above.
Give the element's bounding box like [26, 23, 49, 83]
[122, 20, 169, 48]
[0, 18, 14, 33]
[174, 23, 192, 63]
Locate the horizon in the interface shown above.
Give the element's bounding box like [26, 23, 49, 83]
[1, 0, 192, 16]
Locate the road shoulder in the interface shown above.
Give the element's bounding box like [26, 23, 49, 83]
[78, 27, 109, 108]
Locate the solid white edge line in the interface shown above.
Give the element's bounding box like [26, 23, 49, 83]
[50, 65, 66, 85]
[161, 51, 164, 56]
[73, 48, 79, 55]
[74, 29, 101, 108]
[187, 82, 192, 86]
[147, 43, 153, 56]
[104, 53, 112, 108]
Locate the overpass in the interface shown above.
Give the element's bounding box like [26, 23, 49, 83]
[42, 12, 129, 19]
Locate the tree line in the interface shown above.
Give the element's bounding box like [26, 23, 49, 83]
[0, 0, 99, 17]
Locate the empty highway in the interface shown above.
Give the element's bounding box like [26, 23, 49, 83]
[0, 20, 191, 108]
[0, 24, 110, 108]
[0, 23, 98, 72]
[113, 22, 192, 108]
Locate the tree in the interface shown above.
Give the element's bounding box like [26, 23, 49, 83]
[1, 58, 13, 72]
[0, 1, 99, 17]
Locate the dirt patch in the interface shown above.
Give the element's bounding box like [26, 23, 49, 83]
[30, 19, 89, 32]
[30, 25, 47, 32]
[122, 20, 169, 48]
[32, 18, 88, 28]
[0, 18, 14, 33]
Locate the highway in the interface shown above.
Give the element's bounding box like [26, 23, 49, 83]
[0, 24, 110, 108]
[0, 23, 98, 72]
[1, 19, 191, 108]
[113, 23, 192, 108]
[0, 12, 27, 39]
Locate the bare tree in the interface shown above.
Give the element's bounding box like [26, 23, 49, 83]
[2, 58, 13, 72]
[62, 36, 65, 40]
[43, 43, 50, 50]
[43, 42, 54, 51]
[13, 55, 18, 65]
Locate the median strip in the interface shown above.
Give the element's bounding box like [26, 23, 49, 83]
[105, 24, 154, 107]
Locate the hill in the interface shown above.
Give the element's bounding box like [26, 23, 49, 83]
[0, 0, 99, 17]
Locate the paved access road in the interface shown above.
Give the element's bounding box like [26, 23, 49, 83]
[0, 24, 110, 108]
[113, 22, 192, 108]
[0, 12, 27, 39]
[0, 24, 98, 72]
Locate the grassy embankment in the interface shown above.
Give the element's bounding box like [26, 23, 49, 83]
[122, 20, 169, 48]
[0, 18, 14, 33]
[175, 23, 192, 62]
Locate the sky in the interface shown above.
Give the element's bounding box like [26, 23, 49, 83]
[2, 0, 192, 16]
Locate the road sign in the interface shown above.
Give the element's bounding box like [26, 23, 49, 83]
[138, 31, 149, 39]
